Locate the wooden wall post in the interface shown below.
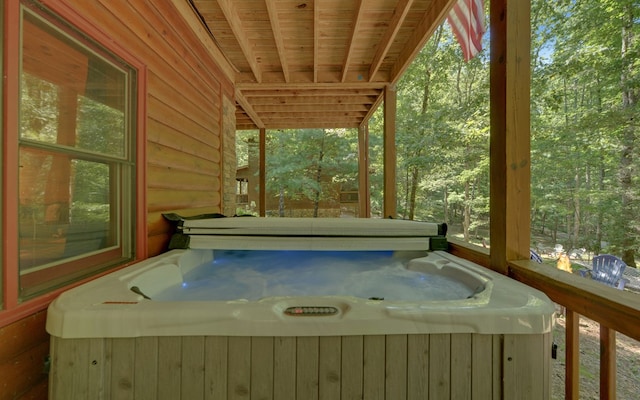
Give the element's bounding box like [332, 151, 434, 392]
[259, 128, 266, 217]
[383, 85, 397, 219]
[358, 123, 370, 218]
[489, 0, 531, 273]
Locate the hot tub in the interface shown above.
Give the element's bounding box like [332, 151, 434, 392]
[47, 217, 554, 400]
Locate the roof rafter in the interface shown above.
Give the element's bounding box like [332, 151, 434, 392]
[313, 1, 319, 83]
[341, 0, 365, 83]
[390, 0, 457, 83]
[236, 89, 265, 129]
[369, 0, 415, 82]
[191, 0, 459, 130]
[265, 0, 290, 83]
[217, 0, 263, 83]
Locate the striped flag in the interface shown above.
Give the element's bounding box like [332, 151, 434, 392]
[447, 0, 486, 61]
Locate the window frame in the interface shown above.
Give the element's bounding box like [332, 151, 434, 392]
[1, 0, 147, 327]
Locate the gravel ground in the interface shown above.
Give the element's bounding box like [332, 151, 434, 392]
[551, 312, 640, 399]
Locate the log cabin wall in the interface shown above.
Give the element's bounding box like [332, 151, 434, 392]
[1, 0, 235, 397]
[0, 311, 50, 399]
[221, 95, 238, 217]
[46, 0, 236, 256]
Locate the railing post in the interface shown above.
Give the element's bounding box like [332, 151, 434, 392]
[566, 310, 580, 399]
[600, 325, 616, 399]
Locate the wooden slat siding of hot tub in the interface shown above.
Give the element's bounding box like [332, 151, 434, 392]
[451, 334, 471, 398]
[274, 336, 297, 399]
[158, 337, 182, 400]
[503, 333, 552, 400]
[134, 337, 159, 400]
[386, 334, 408, 399]
[228, 337, 251, 399]
[183, 336, 207, 399]
[251, 337, 275, 398]
[48, 333, 551, 400]
[407, 334, 429, 397]
[363, 335, 386, 398]
[110, 338, 136, 397]
[319, 336, 341, 400]
[473, 334, 500, 398]
[341, 335, 364, 399]
[297, 336, 320, 399]
[205, 336, 229, 399]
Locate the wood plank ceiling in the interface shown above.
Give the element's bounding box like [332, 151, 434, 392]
[189, 0, 457, 130]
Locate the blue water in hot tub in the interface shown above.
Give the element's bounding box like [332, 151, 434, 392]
[153, 250, 475, 302]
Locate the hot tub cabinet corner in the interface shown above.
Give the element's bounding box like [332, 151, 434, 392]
[49, 331, 552, 400]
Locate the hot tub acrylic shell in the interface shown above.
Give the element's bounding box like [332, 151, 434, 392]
[47, 249, 555, 400]
[46, 249, 554, 338]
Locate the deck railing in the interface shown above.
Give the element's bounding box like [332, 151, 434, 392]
[449, 241, 640, 400]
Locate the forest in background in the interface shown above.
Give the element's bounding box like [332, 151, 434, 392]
[237, 0, 639, 267]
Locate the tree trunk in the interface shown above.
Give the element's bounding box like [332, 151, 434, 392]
[463, 180, 471, 242]
[408, 166, 419, 220]
[595, 164, 605, 254]
[312, 134, 325, 218]
[572, 169, 580, 249]
[279, 187, 285, 217]
[443, 186, 449, 225]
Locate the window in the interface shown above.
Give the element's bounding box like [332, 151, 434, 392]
[16, 4, 137, 298]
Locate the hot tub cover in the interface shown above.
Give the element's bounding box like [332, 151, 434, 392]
[164, 215, 448, 251]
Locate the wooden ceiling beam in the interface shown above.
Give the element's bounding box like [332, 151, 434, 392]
[245, 95, 379, 105]
[341, 0, 365, 83]
[262, 118, 361, 125]
[237, 125, 260, 131]
[237, 82, 385, 90]
[262, 121, 361, 129]
[241, 88, 381, 96]
[389, 0, 457, 83]
[265, 0, 290, 83]
[217, 0, 263, 82]
[252, 104, 370, 112]
[260, 110, 366, 117]
[179, 0, 237, 82]
[368, 0, 415, 82]
[361, 90, 385, 124]
[235, 89, 265, 129]
[313, 0, 319, 83]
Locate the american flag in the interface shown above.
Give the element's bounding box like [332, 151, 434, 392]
[447, 0, 486, 61]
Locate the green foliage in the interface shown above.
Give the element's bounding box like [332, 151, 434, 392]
[265, 129, 358, 215]
[393, 19, 489, 240]
[388, 0, 640, 261]
[529, 0, 640, 262]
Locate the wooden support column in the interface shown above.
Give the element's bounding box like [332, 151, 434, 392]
[383, 85, 397, 219]
[489, 0, 531, 273]
[259, 128, 266, 217]
[358, 123, 370, 218]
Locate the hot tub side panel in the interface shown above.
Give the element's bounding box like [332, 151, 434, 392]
[49, 332, 551, 400]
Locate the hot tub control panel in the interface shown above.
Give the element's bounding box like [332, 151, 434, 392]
[284, 306, 339, 316]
